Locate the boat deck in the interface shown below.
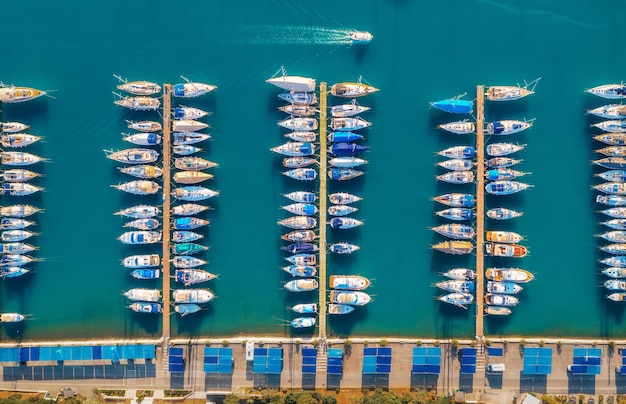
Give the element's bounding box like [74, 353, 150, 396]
[318, 82, 328, 338]
[161, 84, 172, 338]
[475, 85, 485, 338]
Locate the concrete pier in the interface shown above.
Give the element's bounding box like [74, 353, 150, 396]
[475, 85, 485, 338]
[161, 84, 172, 339]
[318, 82, 328, 339]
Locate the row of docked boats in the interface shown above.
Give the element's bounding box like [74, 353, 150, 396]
[587, 83, 626, 302]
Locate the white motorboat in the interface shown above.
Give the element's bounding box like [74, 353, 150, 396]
[173, 288, 215, 304]
[124, 288, 161, 302]
[123, 254, 160, 268]
[117, 231, 162, 245]
[329, 290, 371, 305]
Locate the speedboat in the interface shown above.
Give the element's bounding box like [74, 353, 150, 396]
[123, 254, 160, 268]
[329, 157, 367, 168]
[131, 269, 160, 280]
[270, 142, 316, 157]
[487, 120, 533, 135]
[601, 244, 626, 255]
[113, 95, 160, 111]
[1, 151, 47, 166]
[598, 231, 626, 243]
[436, 171, 474, 184]
[438, 120, 475, 134]
[328, 304, 355, 315]
[348, 31, 374, 44]
[173, 171, 214, 184]
[1, 230, 38, 242]
[435, 280, 474, 294]
[285, 254, 317, 266]
[278, 91, 318, 105]
[281, 242, 318, 254]
[284, 191, 316, 203]
[486, 143, 526, 157]
[173, 80, 217, 98]
[172, 230, 204, 243]
[0, 85, 47, 103]
[172, 217, 210, 230]
[266, 73, 316, 92]
[329, 275, 371, 290]
[114, 205, 160, 219]
[278, 117, 318, 131]
[437, 145, 476, 159]
[173, 106, 209, 120]
[104, 148, 159, 165]
[278, 216, 317, 230]
[172, 120, 209, 132]
[123, 218, 160, 230]
[431, 240, 473, 255]
[331, 102, 370, 117]
[329, 290, 371, 305]
[175, 304, 202, 316]
[278, 105, 317, 117]
[586, 84, 626, 99]
[430, 94, 473, 114]
[0, 313, 25, 322]
[328, 168, 363, 181]
[111, 180, 160, 195]
[435, 208, 475, 221]
[487, 157, 523, 168]
[486, 80, 538, 101]
[328, 131, 363, 143]
[173, 132, 211, 145]
[292, 303, 318, 314]
[172, 256, 207, 269]
[485, 306, 512, 315]
[330, 82, 379, 98]
[485, 294, 519, 307]
[486, 180, 531, 195]
[117, 231, 162, 245]
[487, 207, 523, 220]
[486, 168, 527, 181]
[171, 203, 210, 216]
[328, 205, 358, 216]
[601, 207, 626, 218]
[281, 230, 317, 242]
[122, 132, 162, 146]
[329, 117, 371, 131]
[1, 134, 41, 148]
[602, 219, 626, 230]
[589, 105, 626, 119]
[291, 317, 316, 328]
[330, 217, 363, 229]
[282, 203, 318, 216]
[329, 242, 360, 254]
[285, 131, 317, 142]
[594, 182, 626, 195]
[437, 158, 473, 171]
[594, 133, 626, 146]
[0, 254, 37, 266]
[0, 242, 37, 255]
[123, 288, 161, 302]
[437, 292, 473, 308]
[594, 157, 626, 169]
[486, 267, 534, 283]
[0, 183, 42, 196]
[115, 76, 161, 95]
[598, 146, 626, 157]
[171, 186, 219, 201]
[597, 194, 626, 206]
[487, 281, 523, 294]
[285, 279, 318, 292]
[283, 156, 316, 168]
[128, 302, 162, 314]
[174, 157, 217, 171]
[282, 265, 317, 277]
[127, 120, 162, 132]
[597, 170, 626, 182]
[173, 145, 202, 155]
[441, 268, 476, 280]
[485, 242, 528, 257]
[328, 143, 369, 156]
[486, 231, 523, 244]
[433, 193, 475, 208]
[431, 223, 475, 240]
[0, 122, 29, 133]
[282, 168, 317, 181]
[173, 288, 215, 303]
[329, 192, 362, 205]
[602, 267, 626, 278]
[171, 243, 209, 255]
[174, 269, 217, 286]
[0, 205, 40, 218]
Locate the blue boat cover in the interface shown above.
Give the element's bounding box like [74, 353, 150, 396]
[173, 84, 186, 97]
[131, 269, 159, 279]
[147, 133, 159, 144]
[329, 131, 363, 143]
[432, 99, 474, 114]
[329, 142, 369, 157]
[491, 122, 505, 134]
[486, 169, 500, 181]
[173, 108, 185, 119]
[281, 242, 316, 254]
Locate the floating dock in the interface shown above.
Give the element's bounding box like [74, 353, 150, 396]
[475, 85, 485, 338]
[161, 84, 172, 338]
[318, 82, 328, 338]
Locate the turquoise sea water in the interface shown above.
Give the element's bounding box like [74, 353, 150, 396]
[1, 0, 626, 341]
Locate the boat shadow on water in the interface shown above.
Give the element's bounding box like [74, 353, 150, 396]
[175, 304, 214, 335]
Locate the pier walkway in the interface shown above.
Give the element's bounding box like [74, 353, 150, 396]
[318, 82, 328, 339]
[475, 85, 485, 339]
[161, 84, 172, 339]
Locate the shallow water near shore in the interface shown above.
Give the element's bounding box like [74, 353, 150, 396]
[1, 0, 626, 341]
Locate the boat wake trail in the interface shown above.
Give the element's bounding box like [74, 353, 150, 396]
[228, 25, 354, 45]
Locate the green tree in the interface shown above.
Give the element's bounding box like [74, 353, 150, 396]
[223, 395, 240, 404]
[295, 392, 316, 404]
[357, 389, 402, 404]
[321, 395, 337, 404]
